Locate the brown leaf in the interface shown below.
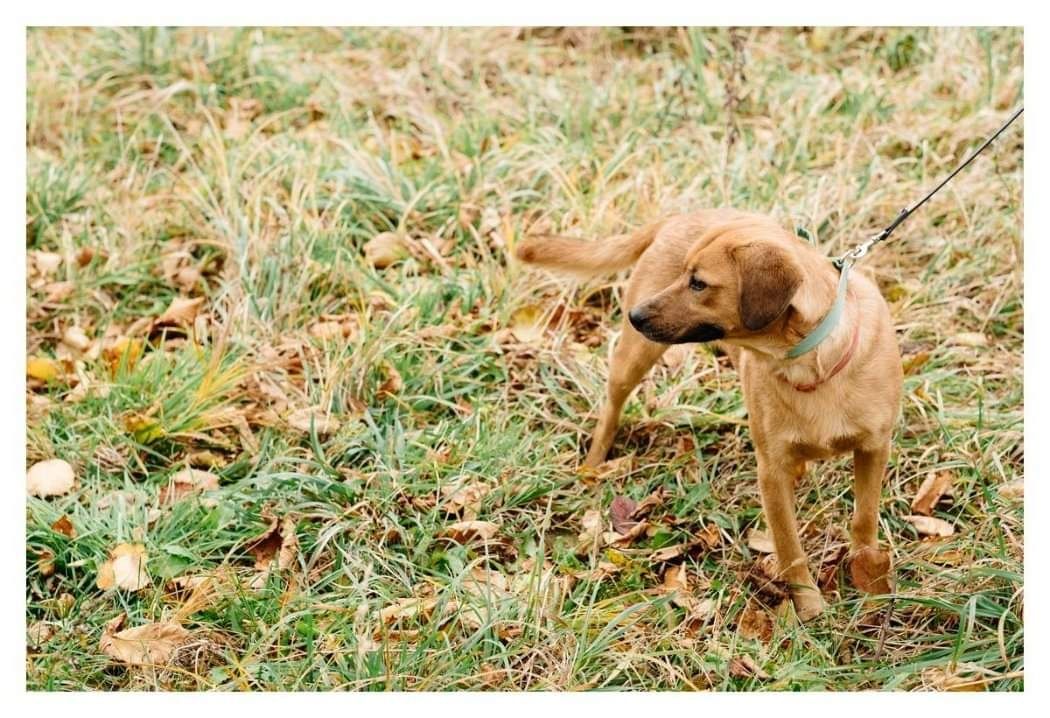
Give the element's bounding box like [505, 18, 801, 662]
[609, 496, 638, 534]
[287, 407, 341, 436]
[570, 561, 622, 582]
[729, 654, 769, 680]
[158, 468, 220, 505]
[28, 621, 56, 647]
[441, 520, 499, 543]
[376, 361, 404, 399]
[631, 489, 666, 519]
[99, 614, 189, 666]
[737, 602, 774, 642]
[911, 471, 953, 516]
[364, 232, 408, 269]
[244, 511, 299, 572]
[661, 565, 694, 609]
[440, 478, 489, 519]
[51, 515, 76, 538]
[904, 515, 956, 538]
[999, 479, 1024, 499]
[96, 543, 150, 591]
[605, 520, 651, 548]
[155, 296, 205, 326]
[27, 458, 76, 497]
[746, 528, 776, 554]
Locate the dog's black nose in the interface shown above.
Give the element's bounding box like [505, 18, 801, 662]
[628, 307, 648, 331]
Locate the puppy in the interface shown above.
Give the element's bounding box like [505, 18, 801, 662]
[515, 209, 902, 620]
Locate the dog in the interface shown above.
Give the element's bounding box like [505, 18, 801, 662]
[515, 209, 902, 620]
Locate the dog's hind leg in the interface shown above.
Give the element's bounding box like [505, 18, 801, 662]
[583, 324, 666, 467]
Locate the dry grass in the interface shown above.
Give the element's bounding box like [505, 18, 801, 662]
[26, 27, 1022, 691]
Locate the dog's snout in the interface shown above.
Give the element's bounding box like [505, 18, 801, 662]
[628, 306, 649, 331]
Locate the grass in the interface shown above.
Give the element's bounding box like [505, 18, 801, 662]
[25, 27, 1023, 691]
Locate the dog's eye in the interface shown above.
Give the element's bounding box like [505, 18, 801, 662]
[689, 276, 708, 292]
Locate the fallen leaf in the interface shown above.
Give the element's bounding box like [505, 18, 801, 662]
[380, 597, 439, 625]
[661, 565, 694, 609]
[27, 621, 56, 647]
[609, 496, 638, 534]
[27, 458, 76, 497]
[631, 489, 666, 519]
[99, 614, 189, 666]
[155, 296, 205, 326]
[287, 407, 341, 436]
[506, 305, 545, 344]
[746, 528, 776, 554]
[999, 479, 1024, 499]
[950, 332, 988, 347]
[244, 510, 299, 572]
[51, 515, 76, 538]
[376, 361, 403, 398]
[605, 520, 650, 547]
[364, 232, 408, 269]
[441, 520, 499, 543]
[158, 468, 220, 505]
[96, 543, 150, 591]
[729, 654, 769, 680]
[61, 326, 93, 353]
[27, 356, 63, 383]
[575, 509, 604, 554]
[570, 561, 622, 582]
[103, 336, 144, 374]
[31, 250, 62, 276]
[902, 351, 931, 375]
[737, 602, 774, 642]
[911, 471, 953, 516]
[904, 515, 956, 538]
[440, 477, 489, 519]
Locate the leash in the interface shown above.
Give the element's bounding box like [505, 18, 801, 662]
[786, 106, 1024, 362]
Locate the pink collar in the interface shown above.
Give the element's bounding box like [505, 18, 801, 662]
[783, 321, 860, 393]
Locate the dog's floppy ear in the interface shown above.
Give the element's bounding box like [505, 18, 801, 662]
[733, 244, 803, 331]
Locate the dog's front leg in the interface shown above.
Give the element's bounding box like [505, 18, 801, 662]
[756, 452, 825, 620]
[849, 443, 893, 594]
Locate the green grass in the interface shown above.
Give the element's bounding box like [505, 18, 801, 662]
[26, 27, 1023, 691]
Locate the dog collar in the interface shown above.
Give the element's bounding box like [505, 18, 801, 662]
[785, 319, 860, 392]
[785, 262, 851, 359]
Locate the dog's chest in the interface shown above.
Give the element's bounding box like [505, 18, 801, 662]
[741, 373, 869, 456]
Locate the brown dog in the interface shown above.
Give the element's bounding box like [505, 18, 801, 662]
[516, 209, 902, 620]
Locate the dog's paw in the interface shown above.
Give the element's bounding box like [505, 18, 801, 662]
[850, 546, 892, 594]
[791, 588, 826, 622]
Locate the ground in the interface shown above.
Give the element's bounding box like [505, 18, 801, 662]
[26, 27, 1023, 691]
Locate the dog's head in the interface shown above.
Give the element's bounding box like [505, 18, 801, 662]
[628, 220, 813, 345]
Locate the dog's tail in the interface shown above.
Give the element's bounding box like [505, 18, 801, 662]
[514, 221, 663, 278]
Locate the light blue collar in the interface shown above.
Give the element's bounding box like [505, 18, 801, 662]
[785, 262, 851, 359]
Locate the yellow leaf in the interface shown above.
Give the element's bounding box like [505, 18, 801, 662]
[364, 232, 408, 269]
[27, 458, 76, 497]
[27, 356, 62, 382]
[97, 543, 150, 591]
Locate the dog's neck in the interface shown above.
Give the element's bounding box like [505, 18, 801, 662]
[733, 257, 861, 389]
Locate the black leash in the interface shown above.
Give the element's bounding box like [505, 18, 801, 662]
[835, 106, 1024, 268]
